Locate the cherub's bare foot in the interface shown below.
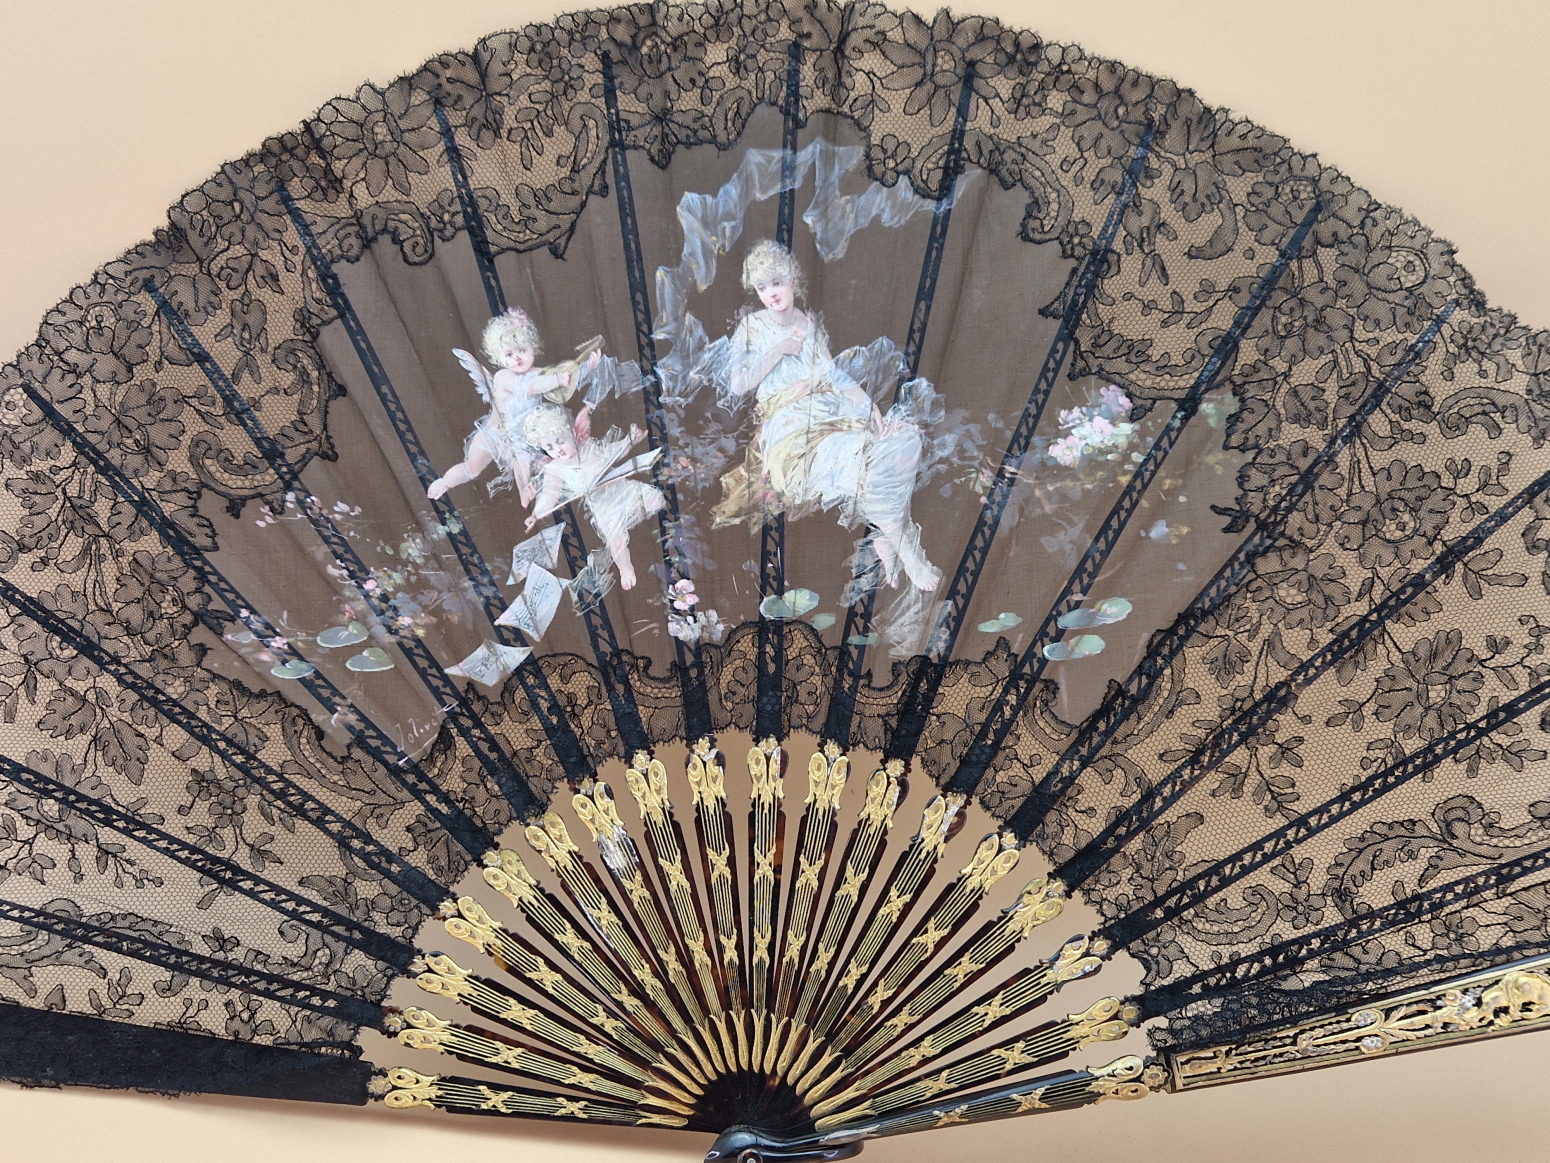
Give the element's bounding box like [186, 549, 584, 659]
[618, 559, 637, 590]
[427, 479, 448, 500]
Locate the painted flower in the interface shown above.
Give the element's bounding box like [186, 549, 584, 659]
[698, 609, 726, 643]
[1047, 388, 1136, 466]
[1336, 460, 1455, 568]
[1373, 629, 1485, 742]
[669, 578, 699, 611]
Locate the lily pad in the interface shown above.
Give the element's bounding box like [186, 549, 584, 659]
[269, 660, 315, 680]
[810, 613, 836, 631]
[846, 632, 878, 646]
[1057, 597, 1133, 629]
[1056, 608, 1102, 629]
[1042, 634, 1107, 662]
[977, 612, 1023, 633]
[317, 621, 369, 648]
[760, 588, 819, 619]
[345, 647, 395, 673]
[1092, 597, 1132, 622]
[226, 629, 256, 644]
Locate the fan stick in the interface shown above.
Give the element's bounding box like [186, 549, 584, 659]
[600, 52, 714, 741]
[808, 934, 1107, 1111]
[815, 994, 1135, 1126]
[617, 755, 727, 1027]
[787, 764, 903, 1032]
[378, 1067, 663, 1126]
[807, 794, 964, 1040]
[0, 898, 383, 1028]
[810, 1055, 1167, 1141]
[0, 753, 413, 968]
[408, 948, 667, 1082]
[272, 194, 598, 782]
[480, 848, 650, 1001]
[430, 109, 651, 755]
[823, 66, 976, 750]
[0, 577, 445, 907]
[1008, 298, 1458, 840]
[1107, 674, 1550, 949]
[432, 105, 505, 321]
[770, 745, 850, 1027]
[685, 741, 749, 1020]
[824, 831, 1021, 1050]
[389, 1006, 699, 1121]
[1141, 846, 1550, 1021]
[1058, 462, 1550, 890]
[149, 285, 548, 821]
[884, 128, 1156, 763]
[942, 198, 1324, 799]
[836, 883, 1075, 1070]
[481, 849, 716, 1076]
[429, 914, 699, 1090]
[467, 872, 682, 1055]
[1167, 936, 1550, 1058]
[12, 376, 495, 858]
[518, 816, 715, 1064]
[390, 1006, 656, 1105]
[572, 779, 726, 1050]
[747, 739, 786, 1040]
[754, 42, 804, 741]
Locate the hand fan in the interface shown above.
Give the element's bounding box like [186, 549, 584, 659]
[3, 4, 1548, 1160]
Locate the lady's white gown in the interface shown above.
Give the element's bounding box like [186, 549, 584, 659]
[711, 310, 937, 589]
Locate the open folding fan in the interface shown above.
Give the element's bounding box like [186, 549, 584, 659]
[4, 3, 1550, 1159]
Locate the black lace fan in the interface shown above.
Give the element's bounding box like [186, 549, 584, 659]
[3, 5, 1550, 1159]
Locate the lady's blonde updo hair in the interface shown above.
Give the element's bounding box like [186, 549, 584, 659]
[741, 239, 806, 300]
[522, 403, 573, 448]
[482, 307, 542, 364]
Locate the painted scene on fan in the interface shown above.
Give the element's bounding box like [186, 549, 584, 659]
[231, 137, 1164, 698]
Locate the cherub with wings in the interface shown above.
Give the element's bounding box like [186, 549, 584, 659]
[427, 307, 601, 504]
[521, 403, 665, 590]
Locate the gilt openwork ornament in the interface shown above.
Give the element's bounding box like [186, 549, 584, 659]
[1169, 954, 1550, 1090]
[372, 739, 1149, 1156]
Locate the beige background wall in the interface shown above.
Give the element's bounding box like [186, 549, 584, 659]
[1, 2, 1548, 1160]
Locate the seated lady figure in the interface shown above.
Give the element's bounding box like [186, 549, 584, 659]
[712, 240, 939, 591]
